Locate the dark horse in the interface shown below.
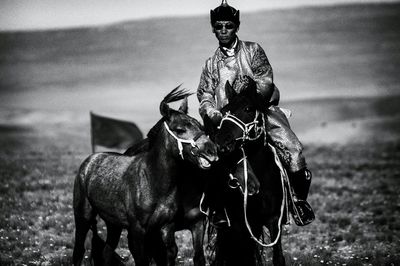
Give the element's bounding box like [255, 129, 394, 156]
[123, 128, 214, 266]
[73, 87, 218, 266]
[209, 79, 287, 266]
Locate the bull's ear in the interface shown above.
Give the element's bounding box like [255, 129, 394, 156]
[178, 97, 188, 114]
[225, 81, 237, 101]
[160, 102, 171, 118]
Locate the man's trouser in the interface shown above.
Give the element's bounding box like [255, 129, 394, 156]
[264, 106, 307, 173]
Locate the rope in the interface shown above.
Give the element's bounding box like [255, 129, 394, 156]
[218, 111, 263, 142]
[241, 145, 287, 248]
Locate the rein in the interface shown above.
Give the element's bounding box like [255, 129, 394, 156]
[240, 145, 287, 248]
[163, 122, 201, 160]
[220, 111, 286, 248]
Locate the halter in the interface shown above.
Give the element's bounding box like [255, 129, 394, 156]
[218, 110, 266, 143]
[163, 122, 201, 160]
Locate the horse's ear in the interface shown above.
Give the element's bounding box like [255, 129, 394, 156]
[243, 76, 257, 96]
[243, 77, 268, 110]
[160, 102, 171, 118]
[203, 115, 216, 140]
[178, 97, 188, 114]
[225, 81, 237, 101]
[249, 80, 258, 99]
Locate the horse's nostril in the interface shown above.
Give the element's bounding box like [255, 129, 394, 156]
[204, 142, 217, 156]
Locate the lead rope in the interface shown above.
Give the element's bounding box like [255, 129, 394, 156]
[241, 144, 287, 248]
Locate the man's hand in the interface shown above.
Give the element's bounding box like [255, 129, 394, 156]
[210, 110, 223, 126]
[203, 110, 223, 139]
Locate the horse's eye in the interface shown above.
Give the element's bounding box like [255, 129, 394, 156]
[245, 106, 253, 112]
[175, 128, 186, 134]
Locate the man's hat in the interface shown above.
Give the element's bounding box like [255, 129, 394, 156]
[210, 0, 240, 26]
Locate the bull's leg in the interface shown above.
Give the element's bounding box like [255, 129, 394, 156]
[161, 224, 178, 266]
[102, 222, 123, 266]
[267, 222, 286, 266]
[190, 220, 206, 266]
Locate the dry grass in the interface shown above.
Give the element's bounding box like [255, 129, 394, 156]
[0, 121, 399, 265]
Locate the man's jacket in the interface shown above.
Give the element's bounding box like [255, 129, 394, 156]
[197, 39, 280, 119]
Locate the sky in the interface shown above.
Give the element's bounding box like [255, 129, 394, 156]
[0, 0, 398, 31]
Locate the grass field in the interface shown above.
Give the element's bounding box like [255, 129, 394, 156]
[0, 94, 399, 265]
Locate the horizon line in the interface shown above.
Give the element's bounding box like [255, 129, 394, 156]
[1, 0, 398, 33]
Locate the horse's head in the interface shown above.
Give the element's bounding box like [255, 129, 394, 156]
[215, 77, 268, 154]
[158, 86, 218, 169]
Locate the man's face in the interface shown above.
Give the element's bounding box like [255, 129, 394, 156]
[213, 21, 238, 48]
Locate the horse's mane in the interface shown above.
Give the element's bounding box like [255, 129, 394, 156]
[160, 84, 192, 110]
[147, 85, 193, 146]
[147, 118, 166, 145]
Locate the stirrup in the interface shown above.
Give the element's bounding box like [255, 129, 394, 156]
[291, 198, 315, 226]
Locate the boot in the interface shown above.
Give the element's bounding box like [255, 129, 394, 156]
[289, 168, 315, 226]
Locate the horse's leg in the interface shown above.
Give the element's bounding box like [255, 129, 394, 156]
[190, 221, 206, 266]
[161, 224, 178, 266]
[149, 232, 167, 266]
[73, 214, 92, 265]
[267, 222, 286, 266]
[127, 226, 149, 266]
[73, 180, 96, 266]
[102, 222, 123, 266]
[90, 221, 106, 266]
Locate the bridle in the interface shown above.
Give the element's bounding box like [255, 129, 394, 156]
[218, 109, 286, 248]
[163, 121, 202, 160]
[218, 110, 266, 144]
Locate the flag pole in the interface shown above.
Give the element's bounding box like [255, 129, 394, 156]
[90, 111, 95, 153]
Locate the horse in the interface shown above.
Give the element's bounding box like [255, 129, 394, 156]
[123, 137, 212, 266]
[209, 79, 287, 266]
[72, 87, 219, 266]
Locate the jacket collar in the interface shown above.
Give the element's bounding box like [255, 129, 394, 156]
[218, 37, 240, 57]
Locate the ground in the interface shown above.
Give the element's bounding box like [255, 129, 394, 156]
[0, 103, 399, 265]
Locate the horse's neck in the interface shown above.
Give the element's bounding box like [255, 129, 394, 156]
[244, 139, 269, 172]
[145, 130, 180, 191]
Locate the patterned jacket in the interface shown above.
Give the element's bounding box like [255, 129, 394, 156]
[197, 39, 280, 119]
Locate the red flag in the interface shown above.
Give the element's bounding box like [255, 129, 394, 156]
[90, 112, 143, 152]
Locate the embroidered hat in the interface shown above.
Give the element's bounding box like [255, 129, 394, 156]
[210, 0, 240, 26]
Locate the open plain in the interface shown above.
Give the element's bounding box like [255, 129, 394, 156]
[0, 3, 399, 265]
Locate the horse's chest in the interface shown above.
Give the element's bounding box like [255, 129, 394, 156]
[149, 190, 179, 226]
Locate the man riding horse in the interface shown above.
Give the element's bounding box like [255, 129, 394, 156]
[197, 0, 315, 226]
